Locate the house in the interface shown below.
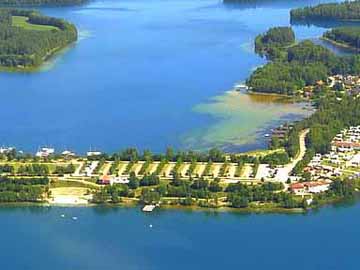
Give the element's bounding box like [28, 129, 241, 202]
[111, 176, 129, 185]
[349, 154, 360, 167]
[61, 150, 76, 157]
[98, 175, 129, 185]
[290, 181, 331, 195]
[305, 181, 331, 194]
[87, 151, 102, 157]
[289, 183, 306, 195]
[0, 147, 14, 154]
[333, 142, 360, 152]
[36, 147, 55, 158]
[98, 175, 111, 185]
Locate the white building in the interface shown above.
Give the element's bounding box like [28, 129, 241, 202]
[290, 181, 331, 195]
[36, 147, 55, 158]
[0, 147, 15, 154]
[306, 181, 331, 194]
[87, 151, 102, 157]
[61, 150, 76, 157]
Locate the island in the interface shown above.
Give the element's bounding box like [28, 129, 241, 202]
[290, 1, 360, 22]
[0, 9, 77, 70]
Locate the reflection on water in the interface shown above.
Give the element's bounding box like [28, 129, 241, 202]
[290, 18, 360, 29]
[183, 90, 312, 152]
[311, 38, 356, 56]
[223, 0, 341, 10]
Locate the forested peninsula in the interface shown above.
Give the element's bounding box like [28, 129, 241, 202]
[290, 1, 360, 22]
[0, 0, 87, 6]
[0, 9, 77, 69]
[247, 27, 360, 95]
[324, 27, 360, 50]
[254, 26, 295, 60]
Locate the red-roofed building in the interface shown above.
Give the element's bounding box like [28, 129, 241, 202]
[289, 183, 306, 195]
[333, 141, 360, 152]
[98, 175, 111, 185]
[290, 181, 331, 195]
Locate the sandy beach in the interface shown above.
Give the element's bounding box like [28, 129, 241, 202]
[48, 187, 92, 205]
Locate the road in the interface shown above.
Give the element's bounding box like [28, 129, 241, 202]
[274, 129, 309, 182]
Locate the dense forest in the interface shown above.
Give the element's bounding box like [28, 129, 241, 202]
[0, 9, 77, 68]
[290, 1, 360, 22]
[0, 0, 87, 5]
[255, 26, 295, 60]
[324, 27, 360, 49]
[0, 177, 49, 202]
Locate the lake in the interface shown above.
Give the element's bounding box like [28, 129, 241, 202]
[2, 1, 359, 269]
[1, 202, 359, 270]
[0, 0, 342, 154]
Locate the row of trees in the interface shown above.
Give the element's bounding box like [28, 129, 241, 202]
[0, 163, 75, 176]
[108, 147, 227, 163]
[0, 9, 77, 68]
[0, 177, 49, 202]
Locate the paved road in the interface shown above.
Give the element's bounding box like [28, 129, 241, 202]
[274, 129, 309, 182]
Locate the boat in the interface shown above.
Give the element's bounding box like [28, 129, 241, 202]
[234, 83, 249, 91]
[142, 205, 156, 212]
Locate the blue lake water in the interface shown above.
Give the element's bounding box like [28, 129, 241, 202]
[2, 1, 359, 269]
[1, 203, 359, 270]
[0, 0, 343, 154]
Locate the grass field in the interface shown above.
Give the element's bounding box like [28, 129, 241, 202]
[12, 16, 59, 31]
[50, 180, 98, 189]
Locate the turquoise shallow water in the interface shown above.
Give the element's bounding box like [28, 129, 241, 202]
[1, 203, 359, 270]
[0, 0, 341, 154]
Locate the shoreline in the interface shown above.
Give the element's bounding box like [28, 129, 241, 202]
[246, 90, 305, 102]
[0, 200, 307, 214]
[0, 41, 76, 73]
[320, 36, 359, 53]
[0, 198, 354, 215]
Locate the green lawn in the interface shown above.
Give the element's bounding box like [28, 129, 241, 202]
[50, 180, 98, 189]
[12, 16, 59, 31]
